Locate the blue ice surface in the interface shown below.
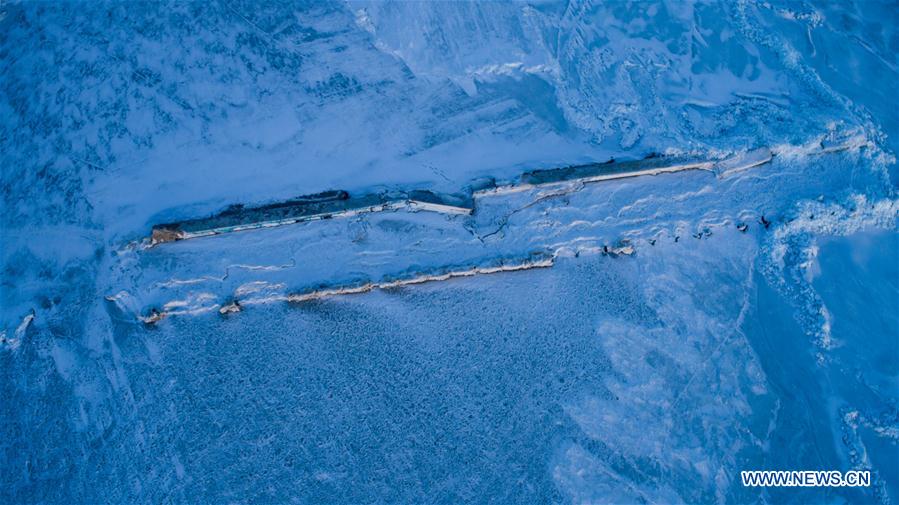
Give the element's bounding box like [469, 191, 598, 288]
[1, 0, 898, 503]
[741, 232, 898, 505]
[4, 228, 896, 504]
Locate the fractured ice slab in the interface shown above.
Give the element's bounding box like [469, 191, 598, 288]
[287, 252, 554, 303]
[475, 155, 715, 197]
[150, 189, 473, 244]
[716, 148, 774, 179]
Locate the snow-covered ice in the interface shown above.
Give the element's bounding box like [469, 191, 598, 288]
[1, 1, 897, 503]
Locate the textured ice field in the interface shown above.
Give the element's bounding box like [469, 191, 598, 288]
[1, 1, 898, 503]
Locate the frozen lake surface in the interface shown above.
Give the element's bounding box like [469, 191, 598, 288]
[1, 1, 897, 503]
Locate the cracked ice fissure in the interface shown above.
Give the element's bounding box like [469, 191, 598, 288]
[147, 147, 780, 246]
[131, 134, 859, 322]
